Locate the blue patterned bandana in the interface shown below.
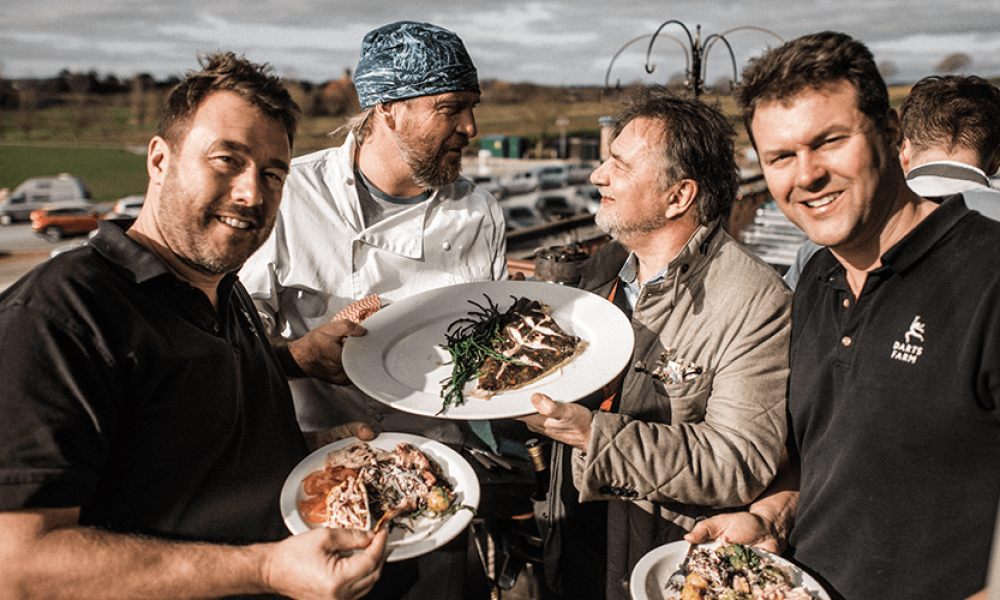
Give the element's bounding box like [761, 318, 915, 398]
[354, 21, 480, 109]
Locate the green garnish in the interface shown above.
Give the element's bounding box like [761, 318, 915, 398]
[438, 295, 525, 413]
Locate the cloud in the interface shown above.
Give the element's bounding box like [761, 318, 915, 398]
[1, 0, 999, 84]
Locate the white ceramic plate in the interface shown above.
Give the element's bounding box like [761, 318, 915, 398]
[280, 433, 480, 562]
[630, 540, 831, 600]
[342, 280, 635, 419]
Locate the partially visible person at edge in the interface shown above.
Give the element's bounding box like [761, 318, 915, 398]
[239, 20, 509, 600]
[518, 86, 792, 600]
[239, 20, 508, 449]
[0, 52, 387, 600]
[686, 31, 1000, 600]
[783, 73, 1000, 289]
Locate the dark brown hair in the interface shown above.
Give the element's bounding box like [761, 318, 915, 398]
[609, 86, 739, 226]
[900, 75, 1000, 162]
[156, 52, 301, 149]
[736, 31, 889, 146]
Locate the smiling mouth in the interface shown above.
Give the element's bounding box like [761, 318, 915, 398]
[804, 193, 838, 209]
[218, 216, 252, 229]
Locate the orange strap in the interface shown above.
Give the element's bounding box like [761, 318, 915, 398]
[599, 280, 621, 412]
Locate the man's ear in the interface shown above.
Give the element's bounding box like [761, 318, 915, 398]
[375, 102, 397, 131]
[986, 146, 1000, 178]
[147, 136, 170, 185]
[664, 179, 698, 219]
[899, 137, 913, 174]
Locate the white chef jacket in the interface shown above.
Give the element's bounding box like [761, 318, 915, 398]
[240, 133, 508, 441]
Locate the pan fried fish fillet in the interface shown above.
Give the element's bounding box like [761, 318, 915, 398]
[476, 297, 587, 395]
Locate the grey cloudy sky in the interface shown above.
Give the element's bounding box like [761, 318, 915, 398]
[3, 0, 1000, 86]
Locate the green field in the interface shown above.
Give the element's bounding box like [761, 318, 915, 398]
[1, 144, 149, 203]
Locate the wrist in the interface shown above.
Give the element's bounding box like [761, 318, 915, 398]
[271, 337, 307, 379]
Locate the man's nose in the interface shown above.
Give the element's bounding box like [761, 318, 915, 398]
[232, 167, 264, 206]
[457, 108, 477, 138]
[795, 152, 827, 189]
[590, 161, 609, 186]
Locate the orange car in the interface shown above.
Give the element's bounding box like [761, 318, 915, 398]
[30, 204, 103, 242]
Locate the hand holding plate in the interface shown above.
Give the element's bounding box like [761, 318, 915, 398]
[519, 393, 593, 452]
[288, 320, 366, 384]
[263, 526, 388, 600]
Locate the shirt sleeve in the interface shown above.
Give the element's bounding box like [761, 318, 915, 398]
[0, 303, 112, 510]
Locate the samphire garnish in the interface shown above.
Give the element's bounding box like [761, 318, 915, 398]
[439, 295, 524, 412]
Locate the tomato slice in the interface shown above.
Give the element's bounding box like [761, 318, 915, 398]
[298, 495, 329, 524]
[302, 466, 358, 497]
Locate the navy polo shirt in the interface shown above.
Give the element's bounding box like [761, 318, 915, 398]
[0, 221, 307, 544]
[787, 195, 1000, 600]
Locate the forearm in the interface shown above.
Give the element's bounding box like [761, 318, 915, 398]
[747, 449, 799, 542]
[1, 515, 272, 600]
[270, 334, 307, 379]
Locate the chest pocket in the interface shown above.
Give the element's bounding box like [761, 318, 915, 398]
[653, 372, 713, 423]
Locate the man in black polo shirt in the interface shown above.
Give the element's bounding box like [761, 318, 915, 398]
[0, 53, 386, 599]
[686, 32, 1000, 600]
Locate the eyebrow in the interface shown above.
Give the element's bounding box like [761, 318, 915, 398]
[432, 94, 478, 108]
[217, 140, 289, 172]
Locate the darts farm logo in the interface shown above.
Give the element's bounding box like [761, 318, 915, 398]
[891, 316, 925, 364]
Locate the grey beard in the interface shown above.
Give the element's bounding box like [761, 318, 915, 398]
[595, 207, 668, 245]
[394, 133, 462, 190]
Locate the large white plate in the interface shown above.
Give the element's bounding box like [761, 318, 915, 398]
[342, 280, 635, 419]
[630, 540, 831, 600]
[280, 433, 480, 562]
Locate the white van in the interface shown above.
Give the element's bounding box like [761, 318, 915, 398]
[0, 174, 92, 225]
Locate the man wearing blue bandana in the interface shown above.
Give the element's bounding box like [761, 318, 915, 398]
[241, 21, 506, 600]
[242, 21, 506, 444]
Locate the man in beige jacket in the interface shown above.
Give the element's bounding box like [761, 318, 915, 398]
[520, 87, 792, 600]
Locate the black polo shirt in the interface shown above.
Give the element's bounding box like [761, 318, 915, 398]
[0, 221, 307, 544]
[787, 195, 1000, 600]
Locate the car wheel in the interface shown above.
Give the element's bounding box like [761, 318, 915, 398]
[0, 213, 11, 226]
[45, 226, 63, 242]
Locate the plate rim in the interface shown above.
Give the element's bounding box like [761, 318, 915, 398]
[342, 280, 635, 420]
[279, 432, 480, 562]
[629, 539, 831, 600]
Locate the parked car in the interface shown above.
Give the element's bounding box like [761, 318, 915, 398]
[500, 170, 543, 195]
[31, 203, 104, 242]
[502, 204, 544, 231]
[1, 174, 91, 225]
[567, 162, 596, 185]
[535, 164, 570, 189]
[110, 194, 145, 217]
[469, 175, 506, 200]
[535, 195, 580, 220]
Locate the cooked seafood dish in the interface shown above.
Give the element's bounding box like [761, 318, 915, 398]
[668, 543, 815, 600]
[440, 295, 587, 410]
[297, 441, 467, 532]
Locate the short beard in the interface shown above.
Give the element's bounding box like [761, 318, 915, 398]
[157, 168, 274, 275]
[595, 205, 669, 246]
[393, 131, 464, 190]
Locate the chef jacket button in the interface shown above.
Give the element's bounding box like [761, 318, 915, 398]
[443, 242, 452, 251]
[374, 413, 384, 422]
[680, 264, 690, 275]
[841, 336, 852, 347]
